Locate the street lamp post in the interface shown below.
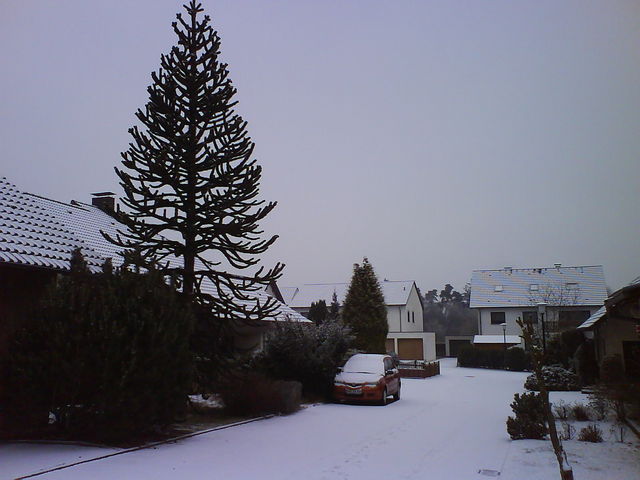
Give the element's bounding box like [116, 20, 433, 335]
[537, 302, 548, 355]
[501, 322, 507, 368]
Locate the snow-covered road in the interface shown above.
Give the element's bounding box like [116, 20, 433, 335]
[3, 359, 639, 479]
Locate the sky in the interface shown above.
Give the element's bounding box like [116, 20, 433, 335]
[2, 0, 639, 293]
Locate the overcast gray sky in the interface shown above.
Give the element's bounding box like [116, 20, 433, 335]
[2, 0, 639, 293]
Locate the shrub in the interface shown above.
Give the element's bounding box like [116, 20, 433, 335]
[578, 424, 603, 443]
[505, 347, 529, 371]
[572, 403, 590, 421]
[560, 422, 575, 440]
[457, 346, 504, 370]
[588, 395, 608, 421]
[597, 355, 638, 422]
[506, 392, 548, 440]
[524, 365, 580, 391]
[255, 319, 353, 398]
[553, 400, 569, 420]
[3, 255, 193, 441]
[220, 371, 301, 416]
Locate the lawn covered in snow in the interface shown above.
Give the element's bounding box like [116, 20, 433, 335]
[2, 358, 638, 479]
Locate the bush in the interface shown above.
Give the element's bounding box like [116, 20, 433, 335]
[572, 403, 590, 421]
[2, 255, 193, 441]
[578, 424, 603, 443]
[560, 422, 575, 440]
[457, 346, 504, 369]
[220, 372, 301, 416]
[553, 400, 569, 420]
[255, 319, 353, 398]
[594, 355, 638, 422]
[505, 347, 530, 371]
[506, 392, 548, 440]
[524, 365, 580, 391]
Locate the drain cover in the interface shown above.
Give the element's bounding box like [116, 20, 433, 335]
[478, 469, 500, 477]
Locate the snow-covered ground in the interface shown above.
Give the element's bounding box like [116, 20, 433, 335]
[2, 358, 638, 480]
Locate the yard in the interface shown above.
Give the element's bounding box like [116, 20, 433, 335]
[2, 358, 638, 480]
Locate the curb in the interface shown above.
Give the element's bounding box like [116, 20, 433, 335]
[14, 414, 274, 480]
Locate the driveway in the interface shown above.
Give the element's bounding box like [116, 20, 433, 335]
[2, 358, 534, 479]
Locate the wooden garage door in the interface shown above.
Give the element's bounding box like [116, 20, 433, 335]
[398, 338, 424, 360]
[385, 339, 395, 353]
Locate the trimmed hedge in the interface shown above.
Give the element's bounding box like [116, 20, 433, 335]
[457, 346, 529, 371]
[220, 372, 301, 416]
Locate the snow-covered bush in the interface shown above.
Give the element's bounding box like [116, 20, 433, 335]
[220, 372, 301, 416]
[255, 319, 353, 398]
[524, 365, 580, 391]
[506, 392, 548, 440]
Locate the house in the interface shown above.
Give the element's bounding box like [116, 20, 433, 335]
[0, 177, 309, 357]
[578, 276, 640, 378]
[469, 265, 608, 348]
[283, 280, 436, 361]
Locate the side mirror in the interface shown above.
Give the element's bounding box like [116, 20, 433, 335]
[385, 369, 394, 376]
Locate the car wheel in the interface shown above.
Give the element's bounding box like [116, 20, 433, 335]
[380, 388, 388, 406]
[393, 385, 401, 401]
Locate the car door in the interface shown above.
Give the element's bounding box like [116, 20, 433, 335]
[383, 357, 399, 393]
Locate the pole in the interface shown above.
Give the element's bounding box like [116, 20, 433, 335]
[541, 312, 546, 355]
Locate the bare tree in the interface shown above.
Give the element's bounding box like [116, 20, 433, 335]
[517, 316, 574, 480]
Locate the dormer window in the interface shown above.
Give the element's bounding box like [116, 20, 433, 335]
[566, 282, 578, 290]
[494, 285, 503, 292]
[529, 284, 539, 291]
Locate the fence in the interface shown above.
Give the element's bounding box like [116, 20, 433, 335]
[397, 360, 440, 378]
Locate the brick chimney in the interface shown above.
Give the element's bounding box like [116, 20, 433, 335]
[91, 192, 116, 214]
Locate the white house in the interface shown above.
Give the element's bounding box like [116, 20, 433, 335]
[469, 265, 608, 348]
[282, 280, 436, 361]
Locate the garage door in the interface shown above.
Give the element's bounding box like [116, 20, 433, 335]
[398, 338, 424, 360]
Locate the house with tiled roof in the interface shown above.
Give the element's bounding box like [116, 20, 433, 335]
[578, 276, 640, 378]
[469, 265, 608, 348]
[0, 177, 309, 355]
[284, 280, 436, 361]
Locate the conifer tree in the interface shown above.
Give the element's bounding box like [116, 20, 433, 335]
[342, 258, 388, 353]
[328, 291, 341, 321]
[308, 300, 328, 325]
[109, 2, 283, 373]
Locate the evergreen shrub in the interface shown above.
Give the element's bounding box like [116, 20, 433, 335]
[504, 347, 530, 371]
[3, 254, 193, 441]
[220, 372, 301, 416]
[524, 365, 580, 391]
[457, 346, 504, 369]
[506, 392, 548, 440]
[255, 319, 353, 398]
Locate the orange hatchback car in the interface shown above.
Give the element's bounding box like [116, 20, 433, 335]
[333, 354, 401, 405]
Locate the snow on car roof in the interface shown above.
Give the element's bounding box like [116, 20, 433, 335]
[342, 354, 387, 374]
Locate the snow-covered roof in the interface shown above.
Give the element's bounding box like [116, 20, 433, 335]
[469, 265, 607, 308]
[283, 280, 416, 308]
[577, 305, 607, 330]
[473, 335, 522, 345]
[0, 177, 309, 323]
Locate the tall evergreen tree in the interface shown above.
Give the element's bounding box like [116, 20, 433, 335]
[308, 299, 328, 325]
[342, 258, 388, 353]
[109, 1, 283, 372]
[328, 291, 341, 321]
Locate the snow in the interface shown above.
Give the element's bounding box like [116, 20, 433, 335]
[2, 358, 638, 480]
[341, 353, 386, 374]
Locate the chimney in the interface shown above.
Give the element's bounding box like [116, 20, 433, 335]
[91, 192, 116, 214]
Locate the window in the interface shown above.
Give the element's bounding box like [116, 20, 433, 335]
[407, 311, 410, 322]
[494, 285, 503, 292]
[566, 282, 579, 290]
[412, 311, 415, 323]
[529, 284, 539, 291]
[490, 312, 506, 325]
[522, 311, 537, 324]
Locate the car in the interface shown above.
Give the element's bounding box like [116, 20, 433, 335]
[333, 353, 401, 405]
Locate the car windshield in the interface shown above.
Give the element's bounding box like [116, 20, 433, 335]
[342, 355, 384, 374]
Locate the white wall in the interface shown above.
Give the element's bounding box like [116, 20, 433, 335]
[388, 283, 423, 333]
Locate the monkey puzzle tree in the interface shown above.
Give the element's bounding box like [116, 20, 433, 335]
[110, 1, 282, 382]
